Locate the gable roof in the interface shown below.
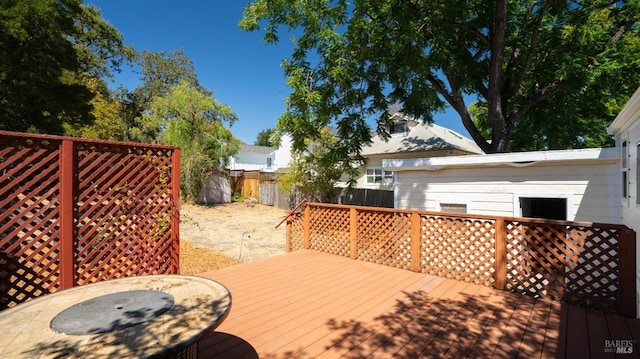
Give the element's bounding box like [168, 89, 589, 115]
[361, 113, 484, 156]
[238, 144, 274, 155]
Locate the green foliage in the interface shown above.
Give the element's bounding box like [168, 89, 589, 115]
[145, 81, 240, 202]
[63, 75, 128, 141]
[119, 49, 207, 143]
[241, 0, 640, 160]
[279, 128, 343, 202]
[73, 4, 136, 79]
[0, 1, 133, 134]
[255, 128, 277, 147]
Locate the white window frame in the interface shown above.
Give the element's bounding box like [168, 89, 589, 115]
[366, 167, 394, 185]
[390, 120, 408, 136]
[513, 193, 573, 221]
[622, 139, 630, 206]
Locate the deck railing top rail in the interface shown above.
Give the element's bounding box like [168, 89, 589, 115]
[304, 201, 631, 230]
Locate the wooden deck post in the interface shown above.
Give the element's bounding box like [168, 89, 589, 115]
[350, 208, 358, 259]
[170, 148, 181, 274]
[285, 219, 292, 252]
[619, 227, 637, 317]
[303, 205, 311, 249]
[494, 218, 507, 290]
[410, 212, 421, 272]
[59, 139, 75, 290]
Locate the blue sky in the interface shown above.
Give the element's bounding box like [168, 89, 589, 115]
[88, 1, 471, 144]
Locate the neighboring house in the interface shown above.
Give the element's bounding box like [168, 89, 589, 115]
[344, 113, 484, 190]
[228, 144, 275, 172]
[272, 133, 293, 170]
[227, 134, 294, 172]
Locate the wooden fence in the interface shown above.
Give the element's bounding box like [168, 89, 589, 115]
[334, 188, 393, 208]
[0, 131, 181, 310]
[284, 202, 637, 316]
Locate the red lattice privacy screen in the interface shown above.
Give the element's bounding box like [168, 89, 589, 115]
[0, 131, 180, 310]
[286, 202, 637, 316]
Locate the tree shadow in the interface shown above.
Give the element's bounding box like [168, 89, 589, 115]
[14, 281, 231, 358]
[322, 289, 555, 358]
[397, 136, 454, 152]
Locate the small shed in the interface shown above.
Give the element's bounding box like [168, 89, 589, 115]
[384, 148, 620, 223]
[198, 170, 232, 204]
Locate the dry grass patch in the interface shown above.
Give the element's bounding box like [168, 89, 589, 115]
[179, 240, 240, 275]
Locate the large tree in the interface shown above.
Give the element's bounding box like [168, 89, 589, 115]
[63, 75, 127, 141]
[144, 81, 240, 202]
[0, 0, 133, 134]
[240, 0, 640, 157]
[119, 49, 207, 143]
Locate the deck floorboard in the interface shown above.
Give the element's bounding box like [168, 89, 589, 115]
[195, 250, 640, 358]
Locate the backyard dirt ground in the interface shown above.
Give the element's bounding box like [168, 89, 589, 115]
[179, 202, 290, 273]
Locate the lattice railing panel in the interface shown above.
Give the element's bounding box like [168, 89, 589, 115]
[420, 215, 496, 286]
[506, 221, 621, 311]
[0, 136, 63, 309]
[357, 210, 412, 270]
[308, 206, 350, 257]
[75, 143, 175, 285]
[1, 131, 179, 309]
[288, 212, 305, 251]
[283, 203, 635, 315]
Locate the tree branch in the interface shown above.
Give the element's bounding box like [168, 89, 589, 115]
[426, 72, 490, 152]
[508, 1, 552, 99]
[508, 79, 565, 121]
[609, 20, 635, 44]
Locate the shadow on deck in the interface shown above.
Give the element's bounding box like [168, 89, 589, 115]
[195, 250, 640, 358]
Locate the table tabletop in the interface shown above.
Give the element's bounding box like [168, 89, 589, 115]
[0, 274, 231, 358]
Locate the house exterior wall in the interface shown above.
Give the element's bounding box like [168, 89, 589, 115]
[394, 160, 620, 223]
[608, 86, 640, 318]
[609, 87, 640, 233]
[616, 125, 640, 227]
[273, 134, 293, 170]
[229, 151, 275, 171]
[352, 150, 455, 190]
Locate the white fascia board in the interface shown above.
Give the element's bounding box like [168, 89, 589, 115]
[383, 147, 618, 171]
[608, 86, 640, 135]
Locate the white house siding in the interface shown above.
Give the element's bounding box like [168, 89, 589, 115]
[352, 150, 454, 190]
[395, 160, 620, 223]
[609, 87, 640, 231]
[608, 86, 640, 318]
[273, 134, 293, 170]
[229, 146, 275, 172]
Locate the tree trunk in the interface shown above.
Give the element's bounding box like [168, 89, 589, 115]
[485, 0, 509, 154]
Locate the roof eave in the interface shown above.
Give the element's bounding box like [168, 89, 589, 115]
[383, 147, 618, 172]
[608, 86, 640, 135]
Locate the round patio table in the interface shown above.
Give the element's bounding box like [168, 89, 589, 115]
[0, 274, 231, 358]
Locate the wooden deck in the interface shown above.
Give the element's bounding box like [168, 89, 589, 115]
[195, 250, 640, 358]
